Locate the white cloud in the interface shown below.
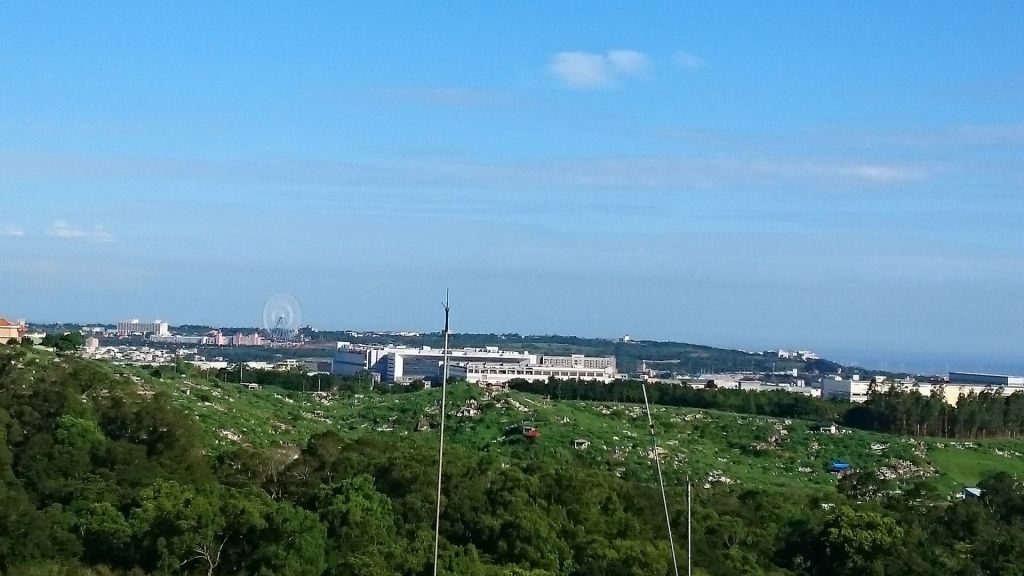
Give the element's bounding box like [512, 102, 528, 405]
[549, 50, 651, 88]
[836, 164, 929, 184]
[47, 220, 115, 242]
[606, 50, 651, 75]
[1, 224, 25, 237]
[673, 50, 706, 70]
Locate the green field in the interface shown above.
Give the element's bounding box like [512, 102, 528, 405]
[132, 368, 1024, 497]
[928, 444, 1024, 486]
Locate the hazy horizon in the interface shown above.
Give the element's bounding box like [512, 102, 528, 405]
[20, 310, 1024, 376]
[3, 3, 1021, 374]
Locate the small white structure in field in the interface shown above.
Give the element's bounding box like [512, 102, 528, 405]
[817, 422, 838, 434]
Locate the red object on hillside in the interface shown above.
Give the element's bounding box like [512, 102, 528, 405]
[523, 426, 540, 439]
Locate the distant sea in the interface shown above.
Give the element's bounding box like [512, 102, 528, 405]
[816, 349, 1024, 376]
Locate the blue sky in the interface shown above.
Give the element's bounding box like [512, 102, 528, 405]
[2, 3, 1022, 372]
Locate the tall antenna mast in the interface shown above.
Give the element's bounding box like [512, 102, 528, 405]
[432, 290, 451, 576]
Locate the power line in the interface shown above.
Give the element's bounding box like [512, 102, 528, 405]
[641, 381, 680, 576]
[432, 291, 451, 576]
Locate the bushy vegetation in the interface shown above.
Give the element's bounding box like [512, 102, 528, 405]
[39, 331, 85, 352]
[4, 344, 1024, 575]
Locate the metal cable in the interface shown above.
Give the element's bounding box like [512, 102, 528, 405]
[641, 381, 681, 576]
[432, 296, 451, 576]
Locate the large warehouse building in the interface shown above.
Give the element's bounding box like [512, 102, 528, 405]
[332, 342, 619, 384]
[333, 343, 535, 382]
[948, 372, 1024, 387]
[451, 355, 620, 385]
[821, 372, 1024, 405]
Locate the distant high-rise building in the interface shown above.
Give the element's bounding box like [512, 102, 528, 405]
[117, 319, 169, 336]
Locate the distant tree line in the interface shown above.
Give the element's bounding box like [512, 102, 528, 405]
[846, 386, 1024, 438]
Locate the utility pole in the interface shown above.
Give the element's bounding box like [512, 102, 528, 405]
[687, 479, 692, 576]
[442, 292, 450, 390]
[641, 381, 680, 576]
[432, 291, 451, 576]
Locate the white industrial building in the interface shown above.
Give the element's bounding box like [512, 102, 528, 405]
[821, 372, 1024, 405]
[332, 343, 618, 384]
[948, 372, 1024, 387]
[452, 355, 620, 385]
[333, 343, 536, 382]
[820, 376, 876, 402]
[117, 319, 170, 336]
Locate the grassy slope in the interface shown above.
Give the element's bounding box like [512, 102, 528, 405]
[929, 445, 1024, 486]
[121, 366, 1024, 497]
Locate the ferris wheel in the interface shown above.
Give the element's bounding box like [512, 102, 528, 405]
[261, 292, 303, 341]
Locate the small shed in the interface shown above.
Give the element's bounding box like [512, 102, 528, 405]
[817, 422, 838, 434]
[573, 439, 591, 450]
[961, 487, 984, 499]
[522, 426, 540, 439]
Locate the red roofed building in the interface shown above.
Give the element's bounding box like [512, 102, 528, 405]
[0, 318, 25, 342]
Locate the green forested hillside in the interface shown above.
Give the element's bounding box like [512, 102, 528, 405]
[3, 344, 1024, 576]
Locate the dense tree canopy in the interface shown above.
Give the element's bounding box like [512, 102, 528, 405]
[3, 344, 1024, 575]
